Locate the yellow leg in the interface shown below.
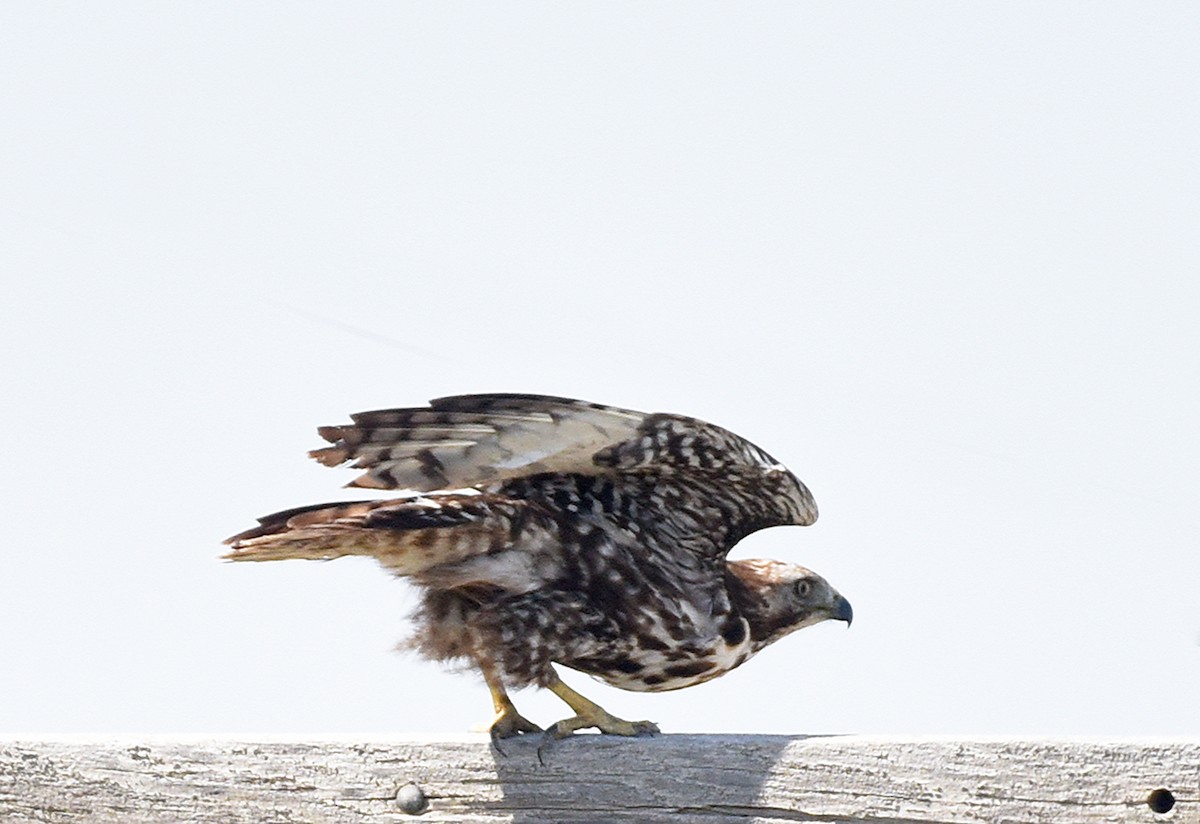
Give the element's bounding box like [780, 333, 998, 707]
[482, 666, 541, 747]
[544, 672, 660, 739]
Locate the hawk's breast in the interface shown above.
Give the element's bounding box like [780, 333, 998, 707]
[570, 615, 756, 693]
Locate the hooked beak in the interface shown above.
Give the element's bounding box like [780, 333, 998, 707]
[832, 594, 853, 627]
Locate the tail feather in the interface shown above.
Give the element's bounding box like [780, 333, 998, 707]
[222, 493, 523, 576]
[223, 500, 378, 544]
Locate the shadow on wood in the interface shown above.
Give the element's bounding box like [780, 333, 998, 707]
[491, 732, 797, 822]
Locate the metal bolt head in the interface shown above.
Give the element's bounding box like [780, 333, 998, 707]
[395, 782, 429, 815]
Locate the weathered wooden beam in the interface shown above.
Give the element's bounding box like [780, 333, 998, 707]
[1, 735, 1195, 823]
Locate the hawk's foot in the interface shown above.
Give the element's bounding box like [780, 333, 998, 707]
[536, 706, 658, 765]
[543, 671, 660, 740]
[544, 708, 659, 739]
[489, 707, 542, 757]
[481, 667, 543, 755]
[489, 705, 542, 741]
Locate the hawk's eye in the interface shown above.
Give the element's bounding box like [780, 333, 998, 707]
[793, 579, 813, 599]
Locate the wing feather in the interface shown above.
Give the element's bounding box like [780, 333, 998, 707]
[312, 395, 646, 492]
[308, 393, 817, 528]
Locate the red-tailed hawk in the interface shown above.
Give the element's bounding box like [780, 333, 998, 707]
[225, 394, 851, 744]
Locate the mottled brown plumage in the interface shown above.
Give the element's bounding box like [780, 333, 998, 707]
[225, 394, 851, 741]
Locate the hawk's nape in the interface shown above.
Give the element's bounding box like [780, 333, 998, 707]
[225, 394, 849, 746]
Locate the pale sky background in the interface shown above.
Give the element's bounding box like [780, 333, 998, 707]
[2, 3, 1197, 738]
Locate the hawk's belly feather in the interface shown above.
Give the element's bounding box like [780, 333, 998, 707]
[566, 616, 755, 692]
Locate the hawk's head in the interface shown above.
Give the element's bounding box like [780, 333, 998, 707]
[726, 559, 852, 653]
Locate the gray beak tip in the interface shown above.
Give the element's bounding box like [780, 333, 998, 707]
[834, 595, 853, 627]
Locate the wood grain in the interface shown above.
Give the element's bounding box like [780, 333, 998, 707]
[1, 735, 1195, 823]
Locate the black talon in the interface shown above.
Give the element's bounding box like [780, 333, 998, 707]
[490, 727, 510, 758]
[535, 723, 567, 766]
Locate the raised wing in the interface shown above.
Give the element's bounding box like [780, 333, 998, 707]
[310, 393, 817, 527]
[311, 394, 645, 491]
